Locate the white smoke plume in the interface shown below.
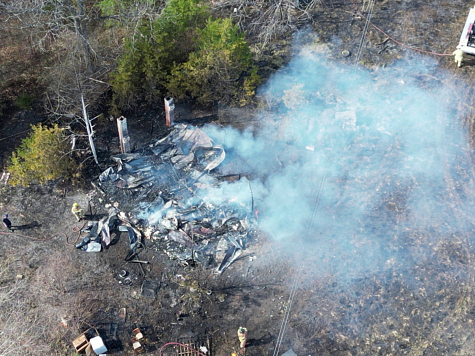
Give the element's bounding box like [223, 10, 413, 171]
[202, 47, 475, 279]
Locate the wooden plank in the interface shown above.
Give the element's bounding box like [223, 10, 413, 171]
[73, 334, 89, 353]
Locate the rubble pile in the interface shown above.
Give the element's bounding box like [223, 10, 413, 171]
[75, 206, 144, 260]
[96, 124, 257, 272]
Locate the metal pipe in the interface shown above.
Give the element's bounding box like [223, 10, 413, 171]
[117, 116, 131, 153]
[164, 97, 175, 127]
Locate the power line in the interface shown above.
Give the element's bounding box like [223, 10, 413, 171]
[348, 0, 452, 57]
[353, 0, 376, 69]
[272, 174, 326, 356]
[272, 2, 455, 352]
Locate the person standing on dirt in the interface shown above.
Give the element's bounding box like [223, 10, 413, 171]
[3, 214, 13, 232]
[453, 47, 464, 68]
[71, 203, 83, 221]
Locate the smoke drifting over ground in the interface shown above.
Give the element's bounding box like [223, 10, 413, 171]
[204, 48, 475, 280]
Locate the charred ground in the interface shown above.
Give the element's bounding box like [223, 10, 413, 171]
[3, 1, 475, 356]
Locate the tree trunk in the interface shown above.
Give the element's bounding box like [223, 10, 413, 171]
[68, 0, 94, 72]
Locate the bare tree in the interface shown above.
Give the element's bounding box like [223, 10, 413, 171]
[81, 93, 99, 165]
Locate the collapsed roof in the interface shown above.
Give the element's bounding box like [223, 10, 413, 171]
[94, 124, 257, 272]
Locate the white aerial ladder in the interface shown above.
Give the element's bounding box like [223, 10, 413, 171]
[458, 5, 475, 55]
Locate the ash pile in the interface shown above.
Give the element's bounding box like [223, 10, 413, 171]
[98, 124, 258, 272]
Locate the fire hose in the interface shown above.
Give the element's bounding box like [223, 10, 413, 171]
[66, 220, 89, 245]
[158, 342, 207, 356]
[66, 199, 97, 245]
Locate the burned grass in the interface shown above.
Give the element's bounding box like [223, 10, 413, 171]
[3, 1, 475, 356]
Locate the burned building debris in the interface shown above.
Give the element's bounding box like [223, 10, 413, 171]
[75, 206, 144, 261]
[91, 124, 257, 273]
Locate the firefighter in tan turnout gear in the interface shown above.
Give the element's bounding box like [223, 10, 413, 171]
[71, 203, 83, 221]
[453, 47, 464, 67]
[238, 327, 247, 349]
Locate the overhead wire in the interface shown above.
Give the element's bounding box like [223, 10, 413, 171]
[0, 128, 34, 143]
[2, 197, 96, 244]
[271, 174, 327, 356]
[353, 0, 376, 70]
[274, 0, 453, 352]
[348, 0, 453, 57]
[272, 266, 300, 356]
[0, 230, 62, 241]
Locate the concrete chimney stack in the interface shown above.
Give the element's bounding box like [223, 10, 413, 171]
[164, 97, 175, 127]
[117, 116, 131, 153]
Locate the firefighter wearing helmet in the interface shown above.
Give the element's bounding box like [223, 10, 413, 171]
[71, 203, 83, 221]
[453, 46, 464, 68]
